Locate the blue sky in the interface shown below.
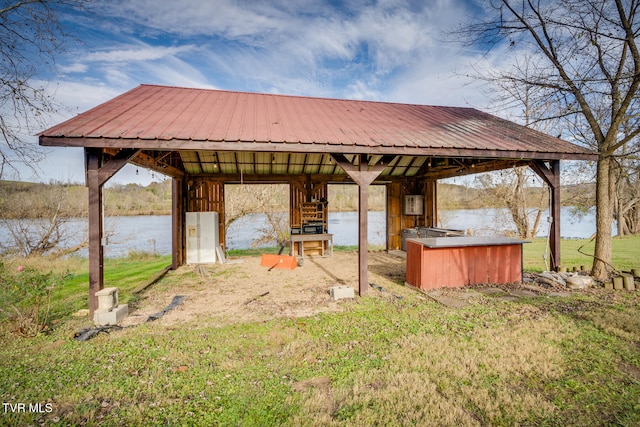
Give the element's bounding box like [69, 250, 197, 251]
[21, 0, 502, 185]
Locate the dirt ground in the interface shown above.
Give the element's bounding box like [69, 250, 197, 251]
[120, 250, 603, 329]
[121, 251, 412, 328]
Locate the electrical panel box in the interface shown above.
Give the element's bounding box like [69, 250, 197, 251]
[403, 195, 424, 215]
[186, 212, 219, 264]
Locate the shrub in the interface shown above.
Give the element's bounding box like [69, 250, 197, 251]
[0, 261, 65, 337]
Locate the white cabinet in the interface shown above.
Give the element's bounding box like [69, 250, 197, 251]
[403, 195, 424, 215]
[186, 212, 219, 264]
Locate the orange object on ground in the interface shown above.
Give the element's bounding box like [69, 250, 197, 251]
[260, 254, 297, 270]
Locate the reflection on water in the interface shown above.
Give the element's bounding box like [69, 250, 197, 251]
[0, 207, 607, 257]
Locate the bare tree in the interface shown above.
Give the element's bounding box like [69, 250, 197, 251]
[252, 210, 290, 249]
[224, 184, 289, 247]
[0, 182, 87, 257]
[454, 0, 640, 280]
[614, 155, 640, 235]
[475, 169, 547, 238]
[0, 0, 85, 178]
[475, 56, 557, 239]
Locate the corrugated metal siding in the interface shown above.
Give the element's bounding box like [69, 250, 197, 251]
[41, 84, 594, 158]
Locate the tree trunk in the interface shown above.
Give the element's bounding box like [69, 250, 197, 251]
[592, 156, 614, 280]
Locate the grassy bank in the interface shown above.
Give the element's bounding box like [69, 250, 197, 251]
[0, 239, 638, 426]
[523, 235, 639, 273]
[0, 285, 638, 425]
[3, 254, 172, 320]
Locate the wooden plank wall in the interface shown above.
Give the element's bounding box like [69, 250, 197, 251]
[386, 181, 429, 250]
[290, 179, 328, 227]
[387, 182, 403, 250]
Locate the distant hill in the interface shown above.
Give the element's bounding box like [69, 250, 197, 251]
[0, 180, 173, 219]
[0, 179, 595, 220]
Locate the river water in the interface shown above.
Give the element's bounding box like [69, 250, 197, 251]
[0, 207, 610, 258]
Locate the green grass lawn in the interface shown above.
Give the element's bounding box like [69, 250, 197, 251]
[0, 238, 638, 426]
[2, 253, 173, 320]
[50, 254, 172, 318]
[523, 235, 639, 273]
[0, 287, 638, 426]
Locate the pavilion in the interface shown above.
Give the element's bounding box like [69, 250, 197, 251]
[38, 84, 597, 314]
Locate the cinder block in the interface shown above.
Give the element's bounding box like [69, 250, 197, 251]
[94, 304, 128, 326]
[330, 286, 354, 300]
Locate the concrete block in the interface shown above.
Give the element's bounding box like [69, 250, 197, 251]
[622, 274, 636, 291]
[94, 304, 128, 326]
[95, 287, 119, 313]
[613, 276, 625, 290]
[330, 286, 354, 301]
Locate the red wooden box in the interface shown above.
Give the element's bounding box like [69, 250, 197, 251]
[405, 237, 528, 290]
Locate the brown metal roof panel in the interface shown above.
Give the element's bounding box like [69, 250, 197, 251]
[156, 89, 216, 140]
[270, 95, 303, 143]
[38, 85, 597, 159]
[131, 87, 197, 139]
[92, 85, 186, 138]
[200, 91, 241, 141]
[287, 97, 337, 144]
[41, 85, 158, 137]
[252, 94, 274, 143]
[189, 91, 231, 140]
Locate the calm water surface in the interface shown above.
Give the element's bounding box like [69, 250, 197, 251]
[0, 208, 609, 258]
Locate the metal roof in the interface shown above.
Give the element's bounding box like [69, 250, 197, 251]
[40, 84, 595, 162]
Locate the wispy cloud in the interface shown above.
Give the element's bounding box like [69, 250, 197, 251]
[69, 0, 481, 102]
[59, 63, 88, 74]
[30, 0, 493, 184]
[84, 45, 195, 63]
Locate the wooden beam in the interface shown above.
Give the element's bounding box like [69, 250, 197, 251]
[332, 154, 395, 296]
[172, 176, 185, 269]
[425, 179, 437, 227]
[188, 172, 352, 183]
[130, 151, 185, 178]
[95, 148, 141, 186]
[530, 160, 561, 270]
[420, 159, 531, 181]
[85, 148, 104, 317]
[39, 136, 599, 161]
[84, 147, 148, 316]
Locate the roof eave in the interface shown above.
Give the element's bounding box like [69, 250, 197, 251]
[39, 136, 599, 162]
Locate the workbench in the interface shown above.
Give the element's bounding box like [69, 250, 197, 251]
[290, 234, 333, 258]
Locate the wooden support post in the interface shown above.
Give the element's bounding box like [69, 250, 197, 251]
[549, 160, 561, 271]
[332, 154, 394, 296]
[425, 179, 437, 228]
[86, 149, 104, 316]
[85, 147, 140, 316]
[172, 176, 185, 269]
[530, 160, 561, 270]
[358, 178, 369, 295]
